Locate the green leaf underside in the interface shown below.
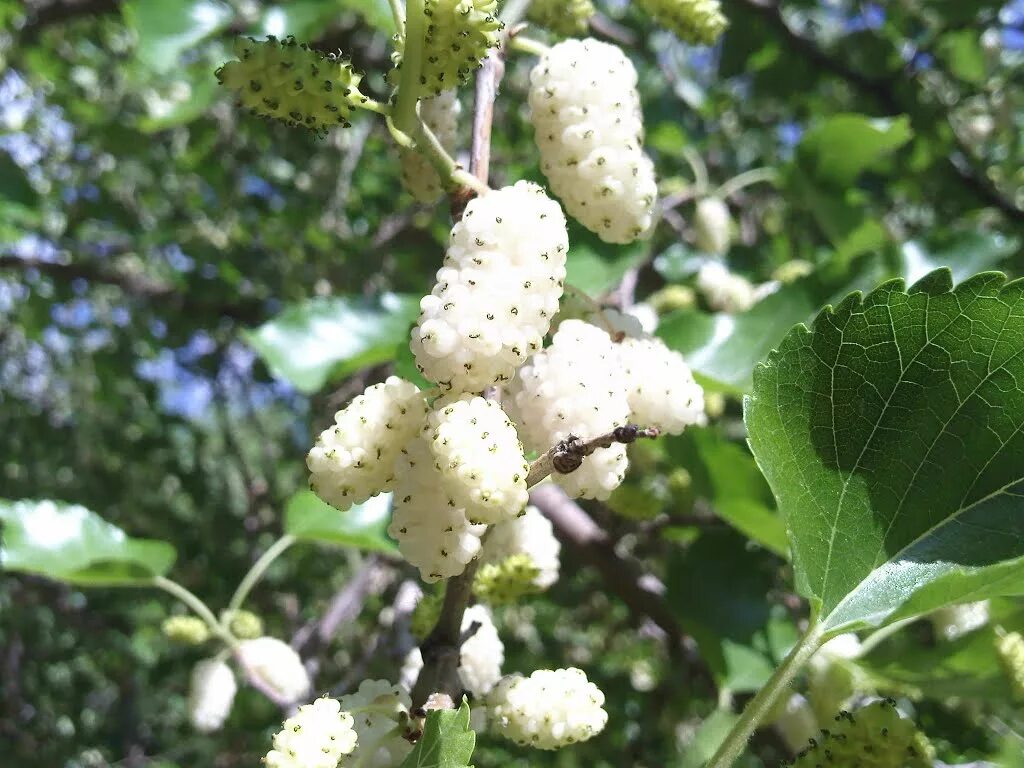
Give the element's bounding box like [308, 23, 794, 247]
[746, 268, 1024, 633]
[283, 490, 397, 553]
[244, 293, 419, 394]
[0, 499, 176, 585]
[400, 700, 475, 768]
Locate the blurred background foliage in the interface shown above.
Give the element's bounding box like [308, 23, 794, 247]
[0, 0, 1022, 766]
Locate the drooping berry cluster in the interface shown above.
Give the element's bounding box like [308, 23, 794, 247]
[528, 39, 658, 244]
[411, 181, 569, 392]
[401, 90, 462, 203]
[488, 667, 608, 749]
[216, 36, 369, 136]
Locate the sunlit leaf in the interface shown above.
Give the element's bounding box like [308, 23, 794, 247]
[284, 490, 397, 553]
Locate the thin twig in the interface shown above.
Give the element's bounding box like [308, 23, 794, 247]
[525, 424, 660, 488]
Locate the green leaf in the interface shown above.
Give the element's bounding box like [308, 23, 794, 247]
[284, 490, 397, 553]
[123, 0, 233, 73]
[678, 709, 743, 768]
[0, 499, 176, 585]
[936, 30, 987, 85]
[565, 230, 648, 295]
[667, 530, 797, 691]
[244, 293, 419, 394]
[658, 256, 885, 393]
[399, 699, 475, 768]
[136, 62, 220, 132]
[0, 154, 38, 207]
[796, 113, 913, 188]
[902, 231, 1019, 286]
[746, 269, 1024, 634]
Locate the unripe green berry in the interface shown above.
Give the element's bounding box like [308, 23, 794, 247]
[411, 587, 446, 640]
[635, 0, 728, 46]
[222, 609, 263, 640]
[772, 260, 814, 284]
[216, 35, 369, 137]
[527, 0, 595, 36]
[162, 615, 210, 645]
[473, 554, 543, 605]
[996, 630, 1024, 700]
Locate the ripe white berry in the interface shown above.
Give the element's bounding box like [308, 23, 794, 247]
[528, 38, 658, 244]
[694, 196, 732, 254]
[188, 658, 237, 732]
[400, 91, 461, 204]
[695, 261, 757, 312]
[772, 693, 819, 754]
[338, 680, 413, 768]
[428, 395, 529, 524]
[459, 604, 505, 697]
[488, 667, 608, 749]
[236, 636, 310, 704]
[399, 605, 504, 697]
[929, 600, 990, 641]
[411, 181, 569, 393]
[265, 696, 358, 768]
[387, 433, 487, 582]
[807, 633, 862, 721]
[480, 506, 561, 589]
[618, 336, 705, 435]
[307, 377, 428, 512]
[507, 319, 630, 499]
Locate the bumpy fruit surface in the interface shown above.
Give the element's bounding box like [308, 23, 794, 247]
[387, 434, 486, 582]
[216, 36, 368, 136]
[479, 506, 560, 589]
[458, 604, 505, 697]
[528, 38, 657, 244]
[189, 658, 237, 732]
[488, 667, 607, 749]
[236, 636, 310, 704]
[527, 0, 595, 35]
[507, 320, 630, 499]
[428, 395, 529, 524]
[411, 586, 446, 640]
[222, 609, 263, 639]
[997, 631, 1024, 700]
[411, 181, 568, 393]
[391, 0, 503, 96]
[338, 680, 413, 768]
[789, 700, 933, 768]
[635, 0, 728, 45]
[694, 196, 732, 254]
[400, 90, 461, 203]
[617, 336, 705, 435]
[265, 697, 358, 768]
[474, 554, 543, 604]
[307, 377, 427, 512]
[162, 615, 210, 645]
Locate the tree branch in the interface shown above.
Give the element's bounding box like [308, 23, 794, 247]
[736, 0, 1023, 224]
[525, 424, 660, 488]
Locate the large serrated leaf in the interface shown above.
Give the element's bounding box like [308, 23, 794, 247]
[0, 499, 177, 585]
[745, 269, 1024, 634]
[400, 699, 475, 768]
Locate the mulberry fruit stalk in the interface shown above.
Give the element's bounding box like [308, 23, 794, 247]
[428, 395, 529, 524]
[265, 697, 358, 768]
[216, 36, 369, 136]
[507, 319, 630, 499]
[188, 658, 237, 732]
[488, 667, 607, 749]
[411, 181, 568, 393]
[236, 636, 311, 704]
[307, 377, 427, 512]
[400, 90, 461, 203]
[528, 38, 658, 244]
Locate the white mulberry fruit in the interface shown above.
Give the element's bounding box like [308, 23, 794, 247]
[507, 320, 630, 499]
[694, 196, 732, 254]
[428, 395, 529, 524]
[480, 506, 560, 589]
[236, 636, 310, 704]
[930, 600, 990, 641]
[399, 605, 503, 697]
[338, 680, 413, 768]
[400, 91, 461, 203]
[695, 261, 758, 313]
[411, 181, 569, 393]
[618, 336, 705, 435]
[528, 39, 657, 244]
[188, 658, 237, 732]
[265, 697, 358, 768]
[307, 377, 427, 512]
[488, 667, 607, 749]
[387, 433, 487, 582]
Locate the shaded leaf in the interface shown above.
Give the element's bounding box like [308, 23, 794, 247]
[245, 293, 419, 394]
[797, 113, 912, 188]
[400, 699, 475, 768]
[902, 231, 1019, 286]
[284, 490, 397, 553]
[746, 269, 1024, 634]
[123, 0, 233, 73]
[0, 499, 176, 585]
[0, 153, 38, 207]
